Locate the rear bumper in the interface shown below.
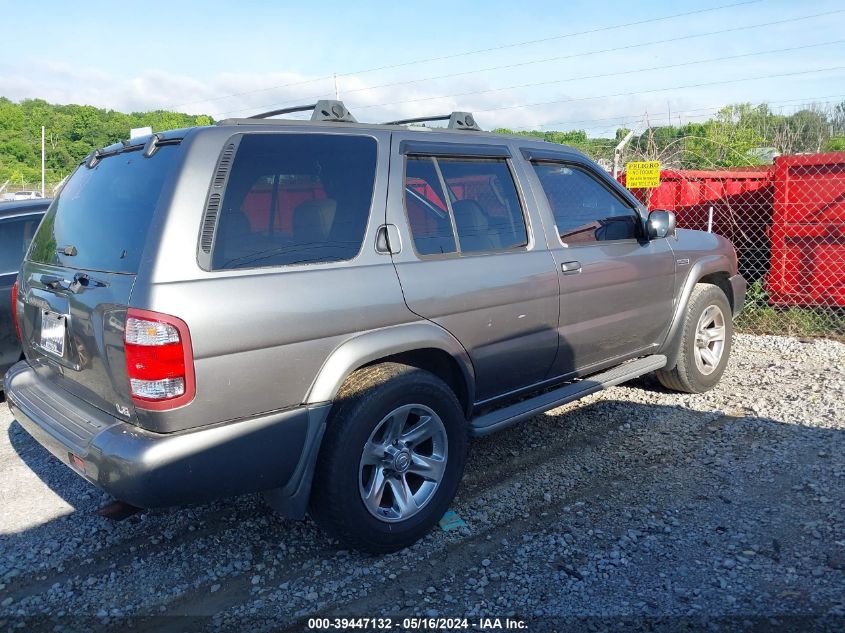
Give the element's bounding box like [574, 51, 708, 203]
[729, 274, 747, 317]
[4, 361, 329, 509]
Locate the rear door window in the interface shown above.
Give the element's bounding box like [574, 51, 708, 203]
[403, 156, 528, 256]
[212, 134, 378, 270]
[404, 157, 457, 255]
[438, 158, 528, 253]
[28, 145, 181, 273]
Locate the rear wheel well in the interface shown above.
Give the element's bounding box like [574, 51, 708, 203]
[698, 272, 733, 312]
[362, 348, 470, 417]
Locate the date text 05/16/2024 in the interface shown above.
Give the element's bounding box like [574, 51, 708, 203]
[307, 617, 528, 630]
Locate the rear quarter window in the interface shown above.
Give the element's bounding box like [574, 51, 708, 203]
[211, 134, 378, 270]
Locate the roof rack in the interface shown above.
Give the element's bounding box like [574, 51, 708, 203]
[383, 111, 481, 131]
[248, 100, 357, 123]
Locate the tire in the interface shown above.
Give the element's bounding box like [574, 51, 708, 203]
[656, 283, 733, 394]
[309, 363, 467, 553]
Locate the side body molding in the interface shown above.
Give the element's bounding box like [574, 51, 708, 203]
[305, 322, 476, 414]
[658, 254, 734, 368]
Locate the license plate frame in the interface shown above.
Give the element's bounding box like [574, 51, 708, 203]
[40, 310, 66, 358]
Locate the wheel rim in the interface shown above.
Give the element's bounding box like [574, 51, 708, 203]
[694, 304, 726, 376]
[358, 404, 448, 523]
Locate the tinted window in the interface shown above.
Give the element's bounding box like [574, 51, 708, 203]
[29, 146, 180, 273]
[404, 157, 456, 255]
[403, 156, 527, 255]
[0, 214, 42, 272]
[532, 163, 639, 243]
[213, 134, 377, 269]
[439, 158, 527, 253]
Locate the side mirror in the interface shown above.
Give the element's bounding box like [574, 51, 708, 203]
[648, 209, 676, 239]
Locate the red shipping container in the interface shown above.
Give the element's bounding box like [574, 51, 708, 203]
[768, 152, 845, 307]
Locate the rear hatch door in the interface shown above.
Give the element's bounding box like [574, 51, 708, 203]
[18, 138, 182, 420]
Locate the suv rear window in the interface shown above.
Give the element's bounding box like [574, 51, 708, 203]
[211, 134, 377, 270]
[28, 146, 180, 274]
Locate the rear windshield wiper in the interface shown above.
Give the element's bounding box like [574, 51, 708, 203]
[84, 134, 183, 168]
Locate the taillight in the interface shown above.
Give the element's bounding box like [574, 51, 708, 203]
[124, 308, 195, 410]
[11, 280, 21, 341]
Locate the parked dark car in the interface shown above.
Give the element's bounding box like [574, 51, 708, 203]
[1, 199, 50, 386]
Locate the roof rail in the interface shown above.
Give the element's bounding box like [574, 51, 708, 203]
[383, 111, 481, 131]
[248, 100, 357, 123]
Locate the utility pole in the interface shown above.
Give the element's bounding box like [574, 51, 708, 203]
[612, 128, 636, 179]
[41, 126, 45, 197]
[333, 74, 339, 100]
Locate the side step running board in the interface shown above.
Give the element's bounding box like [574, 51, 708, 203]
[468, 355, 667, 437]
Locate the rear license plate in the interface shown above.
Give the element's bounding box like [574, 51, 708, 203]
[40, 311, 66, 358]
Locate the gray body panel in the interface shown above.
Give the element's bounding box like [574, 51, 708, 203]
[6, 120, 746, 514]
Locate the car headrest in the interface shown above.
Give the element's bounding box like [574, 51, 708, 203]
[452, 199, 489, 232]
[292, 199, 337, 243]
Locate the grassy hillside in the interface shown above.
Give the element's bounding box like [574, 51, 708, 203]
[0, 98, 212, 189]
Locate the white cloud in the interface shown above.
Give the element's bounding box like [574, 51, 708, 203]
[1, 59, 840, 137]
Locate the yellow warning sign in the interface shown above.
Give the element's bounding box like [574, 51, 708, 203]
[625, 161, 661, 188]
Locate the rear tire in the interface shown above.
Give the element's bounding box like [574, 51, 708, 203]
[656, 283, 733, 394]
[309, 363, 467, 553]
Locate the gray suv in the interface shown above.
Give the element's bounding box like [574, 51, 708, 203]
[5, 102, 745, 552]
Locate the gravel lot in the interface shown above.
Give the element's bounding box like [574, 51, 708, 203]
[1, 333, 844, 632]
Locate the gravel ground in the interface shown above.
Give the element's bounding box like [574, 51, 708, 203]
[1, 333, 844, 632]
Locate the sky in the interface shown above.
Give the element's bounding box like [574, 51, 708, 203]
[1, 0, 844, 137]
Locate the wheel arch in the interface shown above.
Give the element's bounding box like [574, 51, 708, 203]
[698, 271, 735, 313]
[659, 255, 735, 369]
[305, 322, 475, 418]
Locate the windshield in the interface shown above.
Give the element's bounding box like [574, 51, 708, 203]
[28, 145, 180, 273]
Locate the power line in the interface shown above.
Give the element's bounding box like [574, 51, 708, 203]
[164, 0, 762, 111]
[514, 94, 845, 132]
[215, 7, 842, 118]
[347, 39, 845, 112]
[473, 65, 845, 116]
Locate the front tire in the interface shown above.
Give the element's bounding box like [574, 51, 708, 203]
[656, 283, 733, 393]
[309, 363, 467, 553]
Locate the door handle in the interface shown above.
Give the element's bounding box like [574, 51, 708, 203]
[561, 260, 582, 275]
[375, 224, 402, 255]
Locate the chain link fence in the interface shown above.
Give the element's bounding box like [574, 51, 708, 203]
[619, 151, 845, 339]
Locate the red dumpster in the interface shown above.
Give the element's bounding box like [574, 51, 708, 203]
[768, 152, 845, 307]
[619, 168, 774, 281]
[620, 168, 772, 238]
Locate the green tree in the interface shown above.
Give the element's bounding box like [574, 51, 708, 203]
[0, 98, 213, 187]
